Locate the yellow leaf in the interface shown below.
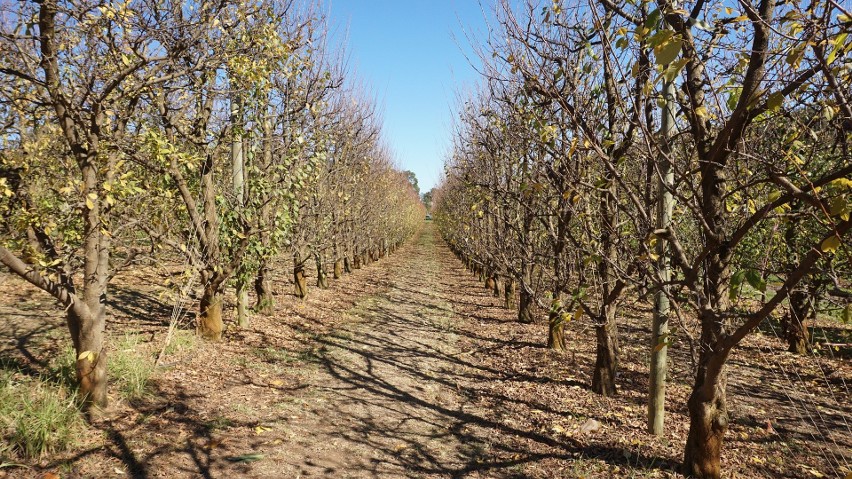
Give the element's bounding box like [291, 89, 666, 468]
[820, 235, 841, 253]
[86, 198, 94, 209]
[695, 106, 709, 118]
[573, 306, 583, 321]
[78, 350, 95, 362]
[254, 426, 271, 435]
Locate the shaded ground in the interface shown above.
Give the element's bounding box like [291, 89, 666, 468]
[0, 224, 850, 478]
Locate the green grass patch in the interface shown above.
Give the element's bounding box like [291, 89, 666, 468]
[0, 361, 85, 460]
[108, 332, 155, 402]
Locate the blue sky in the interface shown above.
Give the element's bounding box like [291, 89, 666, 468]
[326, 1, 493, 193]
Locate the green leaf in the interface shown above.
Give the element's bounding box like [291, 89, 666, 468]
[745, 270, 766, 292]
[654, 36, 682, 65]
[730, 270, 746, 301]
[645, 9, 662, 29]
[663, 58, 689, 82]
[766, 91, 784, 111]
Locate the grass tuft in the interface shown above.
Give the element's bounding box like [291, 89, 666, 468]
[0, 361, 85, 459]
[109, 332, 155, 402]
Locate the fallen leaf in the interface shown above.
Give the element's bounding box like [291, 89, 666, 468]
[580, 418, 601, 434]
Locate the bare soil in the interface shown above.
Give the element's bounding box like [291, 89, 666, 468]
[0, 224, 849, 478]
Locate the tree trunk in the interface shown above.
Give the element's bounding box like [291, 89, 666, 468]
[484, 275, 495, 291]
[592, 312, 618, 396]
[491, 275, 500, 298]
[334, 258, 343, 279]
[316, 253, 329, 289]
[504, 278, 516, 309]
[683, 360, 728, 479]
[68, 307, 108, 411]
[344, 256, 352, 273]
[231, 93, 249, 328]
[518, 286, 534, 323]
[353, 253, 361, 269]
[198, 284, 224, 341]
[294, 251, 307, 299]
[254, 262, 273, 315]
[786, 289, 811, 354]
[649, 75, 676, 436]
[547, 308, 567, 352]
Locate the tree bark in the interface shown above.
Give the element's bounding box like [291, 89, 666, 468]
[231, 93, 249, 328]
[504, 278, 516, 309]
[333, 258, 343, 279]
[198, 283, 224, 341]
[294, 251, 308, 299]
[254, 262, 273, 315]
[592, 313, 618, 396]
[316, 252, 329, 289]
[547, 306, 567, 352]
[785, 289, 811, 354]
[67, 306, 107, 412]
[344, 256, 352, 273]
[683, 352, 728, 479]
[649, 75, 676, 435]
[518, 286, 534, 323]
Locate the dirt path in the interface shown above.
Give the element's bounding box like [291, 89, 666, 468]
[261, 228, 490, 477]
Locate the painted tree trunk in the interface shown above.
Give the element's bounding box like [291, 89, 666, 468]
[518, 287, 534, 323]
[547, 308, 566, 352]
[785, 289, 811, 354]
[334, 259, 343, 279]
[316, 253, 329, 289]
[294, 251, 307, 299]
[504, 278, 516, 309]
[254, 263, 273, 315]
[592, 311, 619, 396]
[198, 284, 224, 341]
